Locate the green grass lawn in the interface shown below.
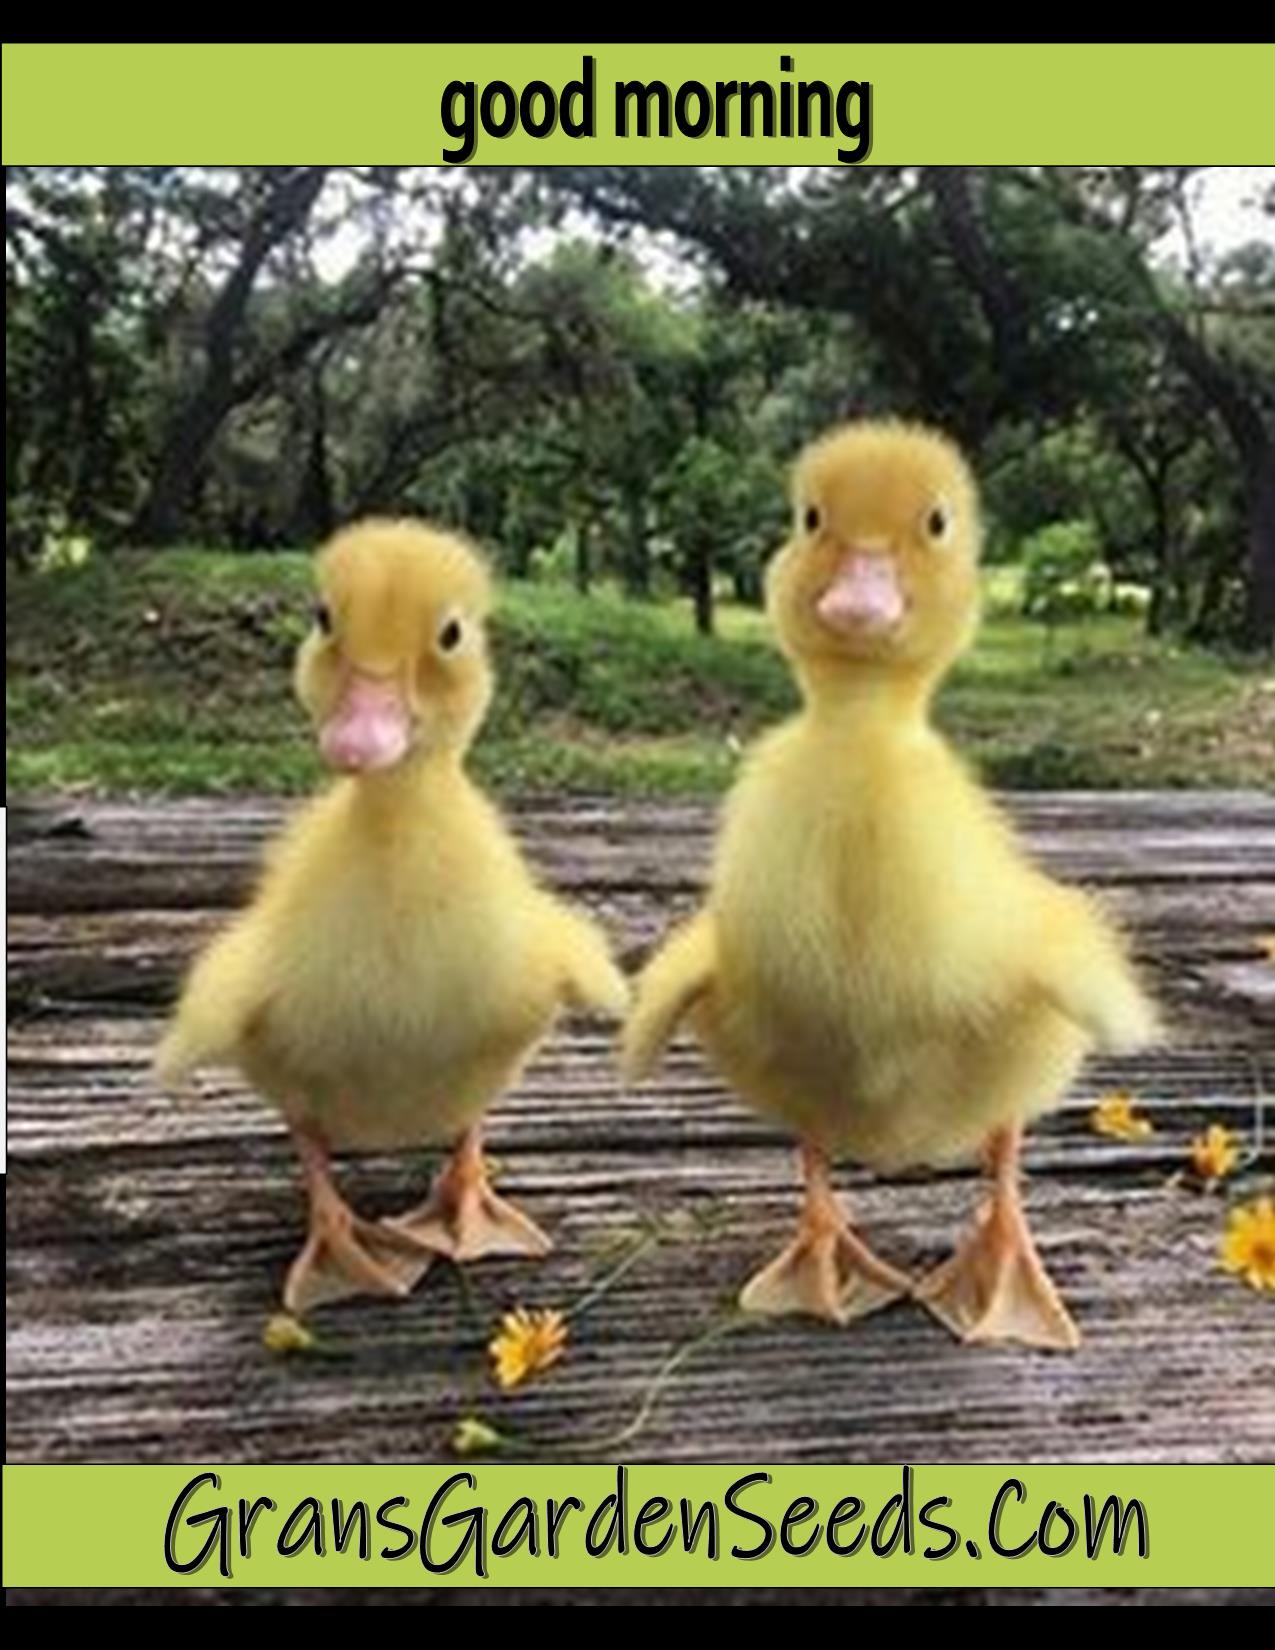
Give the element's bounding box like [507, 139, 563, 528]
[7, 549, 1272, 799]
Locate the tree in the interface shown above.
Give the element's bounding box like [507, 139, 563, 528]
[8, 164, 1269, 650]
[546, 165, 1274, 646]
[7, 166, 155, 556]
[131, 168, 411, 543]
[1036, 168, 1274, 646]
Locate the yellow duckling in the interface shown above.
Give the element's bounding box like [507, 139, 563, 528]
[623, 421, 1158, 1350]
[156, 520, 627, 1313]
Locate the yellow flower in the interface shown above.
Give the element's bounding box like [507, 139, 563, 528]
[451, 1416, 506, 1457]
[1220, 1198, 1275, 1292]
[262, 1312, 315, 1355]
[1257, 935, 1275, 964]
[1090, 1092, 1154, 1141]
[489, 1307, 568, 1390]
[1189, 1124, 1242, 1182]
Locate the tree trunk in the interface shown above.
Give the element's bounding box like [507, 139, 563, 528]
[1162, 315, 1274, 649]
[134, 396, 234, 545]
[1118, 443, 1177, 638]
[689, 537, 714, 635]
[291, 366, 335, 545]
[574, 516, 594, 595]
[1243, 439, 1275, 646]
[622, 487, 650, 598]
[132, 168, 328, 545]
[924, 167, 1032, 434]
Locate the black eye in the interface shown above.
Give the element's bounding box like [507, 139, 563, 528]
[438, 617, 463, 653]
[927, 505, 950, 540]
[804, 505, 821, 533]
[313, 601, 333, 635]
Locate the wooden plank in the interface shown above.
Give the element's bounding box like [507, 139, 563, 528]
[9, 794, 1275, 915]
[7, 1138, 1274, 1465]
[5, 1013, 1271, 1160]
[6, 794, 1275, 1480]
[9, 880, 1275, 1024]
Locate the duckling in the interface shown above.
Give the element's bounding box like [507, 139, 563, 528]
[623, 421, 1158, 1350]
[156, 520, 628, 1314]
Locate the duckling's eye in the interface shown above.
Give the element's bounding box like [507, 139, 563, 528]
[804, 505, 821, 534]
[313, 601, 333, 636]
[926, 504, 951, 542]
[437, 617, 464, 654]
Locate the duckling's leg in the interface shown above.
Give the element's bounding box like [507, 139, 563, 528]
[283, 1125, 433, 1314]
[382, 1125, 552, 1262]
[739, 1142, 911, 1324]
[917, 1122, 1080, 1351]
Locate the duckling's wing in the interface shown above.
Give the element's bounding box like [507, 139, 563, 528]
[548, 903, 630, 1020]
[153, 916, 267, 1092]
[1029, 882, 1160, 1054]
[621, 912, 716, 1084]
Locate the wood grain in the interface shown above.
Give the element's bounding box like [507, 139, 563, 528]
[7, 795, 1275, 1501]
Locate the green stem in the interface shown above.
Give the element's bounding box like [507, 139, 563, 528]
[568, 1230, 663, 1321]
[527, 1307, 752, 1458]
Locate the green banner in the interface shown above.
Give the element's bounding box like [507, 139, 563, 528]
[4, 1464, 1272, 1588]
[4, 42, 1274, 164]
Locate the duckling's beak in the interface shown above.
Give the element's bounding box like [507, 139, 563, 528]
[319, 671, 413, 772]
[816, 550, 905, 636]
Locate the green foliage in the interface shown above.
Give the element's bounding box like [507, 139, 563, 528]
[7, 166, 1272, 647]
[982, 422, 1146, 575]
[1021, 519, 1110, 629]
[658, 436, 787, 621]
[7, 551, 1271, 801]
[549, 165, 1274, 646]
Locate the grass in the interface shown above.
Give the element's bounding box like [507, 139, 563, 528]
[7, 549, 1273, 799]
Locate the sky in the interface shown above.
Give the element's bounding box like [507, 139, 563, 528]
[314, 166, 1274, 287]
[1159, 166, 1271, 265]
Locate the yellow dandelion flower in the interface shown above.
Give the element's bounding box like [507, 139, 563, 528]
[1090, 1092, 1154, 1142]
[1220, 1198, 1275, 1292]
[262, 1312, 315, 1355]
[451, 1416, 506, 1457]
[1189, 1124, 1242, 1182]
[489, 1307, 568, 1390]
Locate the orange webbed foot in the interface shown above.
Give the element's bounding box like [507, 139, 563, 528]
[382, 1127, 552, 1263]
[739, 1142, 911, 1325]
[918, 1124, 1080, 1352]
[283, 1189, 432, 1314]
[740, 1222, 911, 1324]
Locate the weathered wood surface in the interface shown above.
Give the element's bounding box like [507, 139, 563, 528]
[7, 793, 1275, 1485]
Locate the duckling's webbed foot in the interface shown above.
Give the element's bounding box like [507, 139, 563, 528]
[283, 1125, 432, 1314]
[917, 1122, 1080, 1351]
[739, 1142, 911, 1325]
[382, 1125, 552, 1263]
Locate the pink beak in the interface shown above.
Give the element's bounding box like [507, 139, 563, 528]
[319, 673, 413, 772]
[816, 551, 905, 635]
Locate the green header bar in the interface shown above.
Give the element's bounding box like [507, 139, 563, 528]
[4, 1464, 1272, 1588]
[4, 43, 1273, 164]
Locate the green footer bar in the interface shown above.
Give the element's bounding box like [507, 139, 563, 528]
[4, 1464, 1271, 1589]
